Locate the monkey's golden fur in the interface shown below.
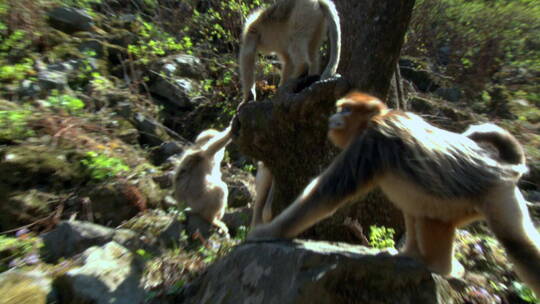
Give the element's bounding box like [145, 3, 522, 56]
[173, 127, 232, 233]
[239, 0, 341, 101]
[248, 91, 540, 295]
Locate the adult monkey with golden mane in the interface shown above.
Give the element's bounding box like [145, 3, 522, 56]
[248, 91, 540, 295]
[239, 0, 341, 102]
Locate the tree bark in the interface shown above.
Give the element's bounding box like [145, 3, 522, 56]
[233, 0, 416, 242]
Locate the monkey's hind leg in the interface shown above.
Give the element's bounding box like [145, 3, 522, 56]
[483, 186, 540, 296]
[416, 217, 463, 278]
[399, 214, 422, 259]
[251, 162, 273, 228]
[307, 21, 326, 75]
[288, 39, 311, 79]
[278, 53, 294, 87]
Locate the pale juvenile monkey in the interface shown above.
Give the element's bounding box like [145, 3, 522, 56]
[173, 126, 232, 234]
[239, 0, 341, 102]
[248, 91, 540, 295]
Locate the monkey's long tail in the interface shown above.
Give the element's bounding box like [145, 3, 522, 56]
[319, 0, 341, 78]
[464, 123, 528, 174]
[484, 191, 540, 297]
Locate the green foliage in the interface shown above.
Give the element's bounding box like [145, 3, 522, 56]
[136, 248, 154, 261]
[197, 243, 219, 263]
[0, 110, 34, 141]
[45, 93, 85, 113]
[81, 151, 129, 180]
[369, 225, 395, 249]
[513, 282, 539, 303]
[0, 58, 34, 82]
[189, 0, 261, 53]
[0, 234, 42, 272]
[242, 163, 256, 174]
[127, 19, 189, 64]
[407, 0, 540, 93]
[234, 226, 248, 241]
[0, 28, 34, 84]
[0, 30, 32, 59]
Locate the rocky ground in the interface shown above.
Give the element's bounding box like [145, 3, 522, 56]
[0, 0, 539, 303]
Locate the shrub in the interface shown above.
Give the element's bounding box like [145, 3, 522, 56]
[81, 151, 129, 180]
[369, 225, 395, 249]
[0, 109, 34, 141]
[405, 0, 540, 94]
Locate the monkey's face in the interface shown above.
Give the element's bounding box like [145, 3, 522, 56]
[328, 94, 387, 150]
[328, 105, 354, 149]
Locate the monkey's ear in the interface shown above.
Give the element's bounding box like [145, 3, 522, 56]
[363, 99, 386, 118]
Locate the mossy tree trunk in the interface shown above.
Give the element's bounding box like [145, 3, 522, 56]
[233, 0, 416, 241]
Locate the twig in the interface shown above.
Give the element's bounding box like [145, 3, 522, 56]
[343, 217, 370, 246]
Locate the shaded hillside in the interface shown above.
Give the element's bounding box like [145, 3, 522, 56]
[0, 0, 538, 303]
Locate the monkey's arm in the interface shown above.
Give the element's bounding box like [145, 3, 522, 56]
[201, 127, 232, 156]
[239, 32, 258, 102]
[248, 133, 383, 239]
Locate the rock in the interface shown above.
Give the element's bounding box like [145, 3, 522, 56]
[181, 240, 461, 304]
[41, 221, 121, 262]
[136, 175, 166, 209]
[120, 210, 187, 250]
[526, 191, 540, 203]
[184, 211, 214, 239]
[223, 167, 256, 208]
[154, 54, 206, 80]
[18, 80, 41, 99]
[435, 87, 462, 103]
[486, 85, 516, 119]
[85, 181, 148, 226]
[78, 39, 105, 58]
[37, 69, 69, 91]
[37, 59, 99, 92]
[408, 95, 475, 131]
[54, 242, 145, 304]
[0, 145, 86, 228]
[147, 54, 206, 110]
[222, 207, 251, 237]
[0, 270, 57, 304]
[40, 220, 145, 262]
[399, 58, 440, 92]
[149, 77, 198, 109]
[47, 7, 94, 34]
[152, 171, 175, 189]
[149, 141, 186, 165]
[132, 112, 173, 147]
[0, 189, 59, 231]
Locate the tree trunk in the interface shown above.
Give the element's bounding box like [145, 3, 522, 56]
[233, 0, 416, 242]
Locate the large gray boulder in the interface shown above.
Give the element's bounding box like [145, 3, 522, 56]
[54, 242, 145, 304]
[47, 7, 94, 34]
[0, 270, 57, 304]
[181, 240, 461, 304]
[148, 54, 206, 109]
[40, 221, 143, 263]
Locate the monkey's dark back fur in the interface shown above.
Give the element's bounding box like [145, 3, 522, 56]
[319, 111, 523, 201]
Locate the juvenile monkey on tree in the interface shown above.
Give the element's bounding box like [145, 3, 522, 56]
[248, 91, 540, 295]
[239, 0, 341, 102]
[173, 126, 232, 234]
